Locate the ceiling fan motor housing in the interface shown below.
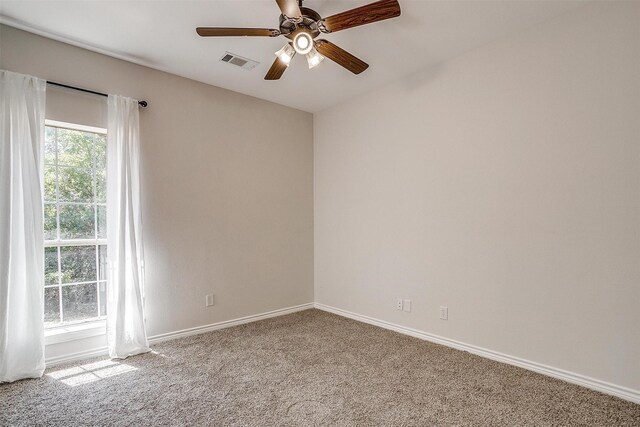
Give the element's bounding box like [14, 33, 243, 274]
[280, 7, 322, 39]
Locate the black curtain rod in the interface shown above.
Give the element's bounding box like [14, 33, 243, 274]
[47, 81, 148, 108]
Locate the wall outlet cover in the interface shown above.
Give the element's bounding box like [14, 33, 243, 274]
[206, 294, 214, 307]
[403, 299, 411, 312]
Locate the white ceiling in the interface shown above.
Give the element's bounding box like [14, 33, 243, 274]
[0, 0, 586, 112]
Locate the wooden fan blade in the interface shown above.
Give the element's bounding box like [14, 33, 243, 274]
[196, 27, 280, 37]
[319, 0, 401, 33]
[275, 0, 302, 20]
[315, 40, 369, 74]
[265, 57, 290, 80]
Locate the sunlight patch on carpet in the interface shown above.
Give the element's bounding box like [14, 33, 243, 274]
[47, 359, 137, 386]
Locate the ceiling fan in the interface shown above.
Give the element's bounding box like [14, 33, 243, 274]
[196, 0, 401, 80]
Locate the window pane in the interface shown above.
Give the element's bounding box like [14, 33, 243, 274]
[97, 205, 106, 239]
[60, 245, 96, 284]
[45, 247, 59, 285]
[44, 287, 61, 327]
[95, 133, 106, 166]
[96, 168, 106, 203]
[57, 128, 93, 169]
[44, 203, 57, 241]
[95, 133, 106, 196]
[59, 203, 95, 239]
[45, 127, 56, 165]
[62, 283, 98, 323]
[44, 165, 56, 202]
[99, 282, 107, 317]
[98, 245, 108, 280]
[58, 166, 93, 202]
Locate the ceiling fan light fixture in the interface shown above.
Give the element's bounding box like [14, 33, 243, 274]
[292, 31, 313, 55]
[275, 43, 296, 66]
[306, 47, 325, 69]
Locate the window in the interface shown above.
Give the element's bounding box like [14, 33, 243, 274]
[44, 121, 107, 328]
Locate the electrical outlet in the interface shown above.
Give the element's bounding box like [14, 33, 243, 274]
[440, 306, 448, 320]
[403, 299, 411, 312]
[205, 294, 214, 307]
[396, 299, 404, 310]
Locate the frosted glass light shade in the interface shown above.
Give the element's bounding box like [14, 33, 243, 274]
[275, 44, 296, 65]
[306, 48, 325, 69]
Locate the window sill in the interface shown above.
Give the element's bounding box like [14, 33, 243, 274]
[45, 320, 106, 345]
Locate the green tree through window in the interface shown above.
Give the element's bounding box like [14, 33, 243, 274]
[44, 123, 107, 327]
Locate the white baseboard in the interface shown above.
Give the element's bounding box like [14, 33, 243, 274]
[45, 302, 314, 367]
[148, 302, 313, 343]
[44, 301, 639, 404]
[314, 302, 640, 404]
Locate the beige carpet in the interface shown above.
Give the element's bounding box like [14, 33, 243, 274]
[1, 309, 638, 426]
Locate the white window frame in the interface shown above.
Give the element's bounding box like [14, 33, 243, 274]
[43, 120, 108, 343]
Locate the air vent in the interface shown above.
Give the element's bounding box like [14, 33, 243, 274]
[220, 52, 259, 70]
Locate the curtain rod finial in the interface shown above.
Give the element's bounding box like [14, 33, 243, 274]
[138, 100, 148, 108]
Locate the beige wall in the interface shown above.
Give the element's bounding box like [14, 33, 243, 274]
[314, 1, 640, 392]
[0, 25, 314, 358]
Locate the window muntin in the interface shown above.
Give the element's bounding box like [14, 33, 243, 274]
[44, 122, 107, 328]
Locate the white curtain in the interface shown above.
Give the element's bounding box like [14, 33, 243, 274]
[106, 94, 150, 359]
[0, 70, 46, 382]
